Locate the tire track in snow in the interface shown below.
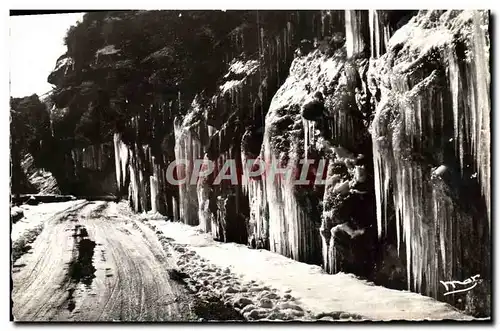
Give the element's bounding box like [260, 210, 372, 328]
[12, 201, 196, 322]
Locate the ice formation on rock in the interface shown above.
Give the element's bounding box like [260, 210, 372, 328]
[263, 135, 317, 262]
[95, 10, 490, 314]
[368, 10, 391, 59]
[113, 133, 129, 191]
[345, 10, 368, 58]
[173, 102, 204, 226]
[72, 144, 107, 171]
[370, 10, 490, 297]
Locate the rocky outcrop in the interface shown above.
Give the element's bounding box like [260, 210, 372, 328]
[171, 11, 326, 244]
[259, 45, 372, 266]
[18, 154, 61, 195]
[368, 10, 490, 315]
[70, 142, 118, 196]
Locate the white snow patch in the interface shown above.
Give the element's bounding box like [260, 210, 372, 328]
[224, 59, 259, 77]
[54, 56, 74, 72]
[219, 80, 242, 93]
[269, 50, 343, 116]
[219, 59, 259, 94]
[140, 211, 168, 221]
[96, 44, 120, 56]
[11, 200, 86, 243]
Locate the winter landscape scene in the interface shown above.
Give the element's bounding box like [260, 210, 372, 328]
[9, 9, 491, 322]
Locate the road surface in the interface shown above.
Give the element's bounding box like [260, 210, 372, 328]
[11, 201, 197, 322]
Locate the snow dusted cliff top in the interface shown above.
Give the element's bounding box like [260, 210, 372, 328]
[219, 59, 260, 94]
[268, 48, 344, 116]
[376, 10, 489, 81]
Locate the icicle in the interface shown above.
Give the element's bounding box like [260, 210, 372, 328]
[369, 10, 376, 58]
[345, 10, 366, 58]
[383, 24, 391, 54]
[373, 151, 383, 238]
[172, 197, 178, 222]
[129, 163, 139, 212]
[262, 121, 316, 262]
[150, 175, 158, 213]
[303, 118, 309, 160]
[376, 11, 383, 57]
[472, 11, 491, 227]
[112, 133, 130, 190]
[372, 12, 490, 299]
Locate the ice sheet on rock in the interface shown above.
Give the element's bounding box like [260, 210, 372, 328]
[345, 10, 366, 58]
[268, 50, 343, 115]
[369, 10, 392, 59]
[173, 103, 203, 226]
[370, 9, 490, 298]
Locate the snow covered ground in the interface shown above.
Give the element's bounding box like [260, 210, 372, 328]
[11, 200, 88, 243]
[138, 211, 474, 321]
[12, 201, 198, 321]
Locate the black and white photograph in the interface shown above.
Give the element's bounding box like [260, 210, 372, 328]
[9, 8, 491, 323]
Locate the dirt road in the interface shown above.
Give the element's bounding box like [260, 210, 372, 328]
[11, 201, 197, 322]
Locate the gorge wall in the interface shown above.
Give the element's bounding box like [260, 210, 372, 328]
[37, 9, 490, 316]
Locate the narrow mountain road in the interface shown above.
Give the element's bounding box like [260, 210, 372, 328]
[11, 201, 197, 322]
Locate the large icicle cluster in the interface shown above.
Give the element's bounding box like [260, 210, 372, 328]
[174, 99, 204, 226]
[452, 12, 491, 228]
[71, 143, 112, 172]
[241, 149, 267, 247]
[262, 127, 320, 262]
[345, 10, 368, 58]
[369, 10, 490, 299]
[259, 36, 372, 265]
[172, 11, 311, 243]
[96, 10, 490, 315]
[368, 10, 391, 59]
[113, 116, 173, 214]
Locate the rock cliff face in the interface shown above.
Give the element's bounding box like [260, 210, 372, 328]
[38, 9, 490, 316]
[10, 93, 118, 197]
[368, 10, 490, 315]
[17, 154, 60, 194]
[261, 45, 373, 268]
[71, 142, 118, 195]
